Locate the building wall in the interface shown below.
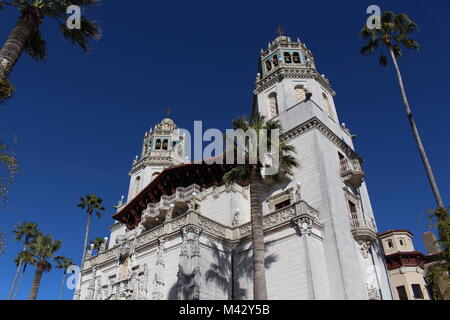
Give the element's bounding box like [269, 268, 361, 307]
[389, 267, 430, 300]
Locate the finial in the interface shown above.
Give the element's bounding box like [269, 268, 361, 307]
[276, 25, 285, 37]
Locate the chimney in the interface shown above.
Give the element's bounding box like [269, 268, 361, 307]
[422, 231, 442, 255]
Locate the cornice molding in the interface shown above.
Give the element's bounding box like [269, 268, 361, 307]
[255, 67, 335, 96]
[281, 117, 362, 162]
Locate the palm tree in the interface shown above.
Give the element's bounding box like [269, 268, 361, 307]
[12, 248, 36, 299]
[360, 11, 444, 209]
[88, 236, 105, 255]
[0, 0, 101, 81]
[28, 234, 61, 300]
[77, 194, 105, 267]
[223, 113, 298, 300]
[27, 233, 61, 300]
[8, 221, 39, 299]
[55, 256, 74, 300]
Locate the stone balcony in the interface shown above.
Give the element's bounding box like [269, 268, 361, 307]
[340, 158, 365, 188]
[82, 198, 322, 272]
[350, 217, 377, 245]
[140, 184, 201, 230]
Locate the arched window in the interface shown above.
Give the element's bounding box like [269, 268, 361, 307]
[151, 172, 160, 181]
[272, 55, 279, 67]
[284, 52, 292, 63]
[322, 93, 334, 120]
[162, 139, 168, 150]
[265, 60, 272, 71]
[155, 139, 161, 150]
[172, 141, 177, 149]
[293, 52, 301, 63]
[294, 85, 307, 103]
[135, 176, 141, 195]
[268, 92, 279, 118]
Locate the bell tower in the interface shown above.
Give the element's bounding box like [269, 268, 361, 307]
[253, 34, 339, 132]
[253, 34, 393, 299]
[126, 118, 187, 202]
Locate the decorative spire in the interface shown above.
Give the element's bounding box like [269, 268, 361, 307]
[276, 25, 285, 37]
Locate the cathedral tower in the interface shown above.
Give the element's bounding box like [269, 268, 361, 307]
[254, 34, 393, 299]
[127, 118, 186, 201]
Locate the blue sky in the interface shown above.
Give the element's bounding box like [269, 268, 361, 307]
[0, 0, 449, 300]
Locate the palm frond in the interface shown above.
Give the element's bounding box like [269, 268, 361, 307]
[223, 165, 248, 185]
[23, 28, 47, 61]
[59, 17, 101, 52]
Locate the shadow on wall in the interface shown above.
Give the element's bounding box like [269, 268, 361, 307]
[205, 241, 277, 300]
[166, 241, 277, 300]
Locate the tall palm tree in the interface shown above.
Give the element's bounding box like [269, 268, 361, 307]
[27, 233, 61, 300]
[77, 194, 105, 267]
[55, 256, 74, 300]
[223, 113, 298, 300]
[360, 11, 444, 209]
[12, 248, 36, 299]
[0, 0, 101, 81]
[8, 221, 39, 299]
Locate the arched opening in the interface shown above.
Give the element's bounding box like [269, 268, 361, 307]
[172, 141, 177, 149]
[272, 55, 279, 67]
[322, 93, 334, 120]
[294, 85, 307, 103]
[265, 60, 272, 71]
[151, 172, 160, 182]
[293, 52, 301, 63]
[135, 176, 141, 195]
[284, 52, 292, 63]
[155, 139, 161, 150]
[162, 139, 169, 150]
[268, 92, 279, 118]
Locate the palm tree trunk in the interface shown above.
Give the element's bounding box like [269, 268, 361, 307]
[59, 272, 66, 300]
[13, 262, 27, 299]
[388, 46, 444, 209]
[249, 167, 268, 300]
[8, 258, 22, 300]
[28, 263, 43, 300]
[0, 17, 34, 80]
[81, 213, 92, 268]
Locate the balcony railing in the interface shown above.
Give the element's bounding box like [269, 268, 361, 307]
[349, 217, 377, 243]
[340, 158, 364, 188]
[140, 184, 201, 229]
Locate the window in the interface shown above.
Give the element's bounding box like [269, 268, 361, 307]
[396, 286, 408, 300]
[399, 239, 404, 246]
[338, 152, 349, 172]
[151, 172, 160, 181]
[348, 200, 358, 221]
[155, 139, 161, 150]
[293, 52, 301, 63]
[387, 239, 393, 248]
[294, 85, 307, 103]
[411, 284, 423, 299]
[172, 141, 177, 149]
[268, 92, 279, 118]
[272, 55, 279, 67]
[135, 176, 141, 195]
[284, 52, 292, 63]
[265, 60, 272, 71]
[162, 139, 168, 150]
[275, 199, 291, 210]
[322, 93, 334, 120]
